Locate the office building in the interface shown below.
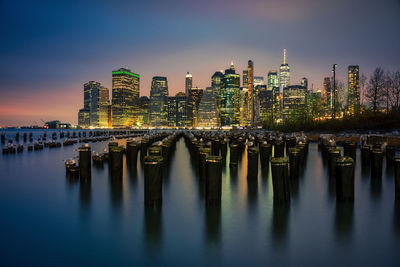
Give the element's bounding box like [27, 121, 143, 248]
[268, 71, 279, 90]
[220, 62, 241, 126]
[111, 68, 140, 127]
[279, 49, 290, 92]
[78, 81, 109, 128]
[149, 76, 169, 127]
[198, 87, 219, 127]
[187, 87, 203, 127]
[301, 77, 308, 90]
[168, 92, 187, 127]
[282, 85, 307, 119]
[185, 72, 192, 97]
[347, 65, 360, 115]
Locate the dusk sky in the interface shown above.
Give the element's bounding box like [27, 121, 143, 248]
[1, 0, 400, 126]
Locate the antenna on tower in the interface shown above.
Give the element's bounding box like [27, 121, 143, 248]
[283, 49, 287, 65]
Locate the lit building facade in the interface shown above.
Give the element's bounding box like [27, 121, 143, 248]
[149, 76, 168, 127]
[301, 77, 308, 90]
[185, 72, 192, 97]
[242, 70, 248, 88]
[78, 81, 109, 128]
[282, 85, 307, 119]
[168, 92, 187, 127]
[323, 77, 331, 107]
[138, 96, 150, 126]
[248, 60, 254, 125]
[198, 87, 219, 127]
[347, 65, 360, 115]
[279, 49, 290, 93]
[187, 87, 203, 127]
[220, 62, 240, 126]
[111, 68, 140, 127]
[268, 71, 279, 90]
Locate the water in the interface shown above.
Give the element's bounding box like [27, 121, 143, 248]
[1, 130, 399, 266]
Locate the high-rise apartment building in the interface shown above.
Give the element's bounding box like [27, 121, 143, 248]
[111, 68, 140, 127]
[149, 76, 168, 127]
[347, 65, 360, 115]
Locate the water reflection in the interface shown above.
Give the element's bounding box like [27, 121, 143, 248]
[144, 206, 163, 253]
[205, 205, 221, 251]
[110, 174, 123, 210]
[80, 176, 91, 211]
[229, 165, 239, 189]
[271, 202, 290, 247]
[247, 178, 258, 215]
[334, 202, 354, 243]
[394, 200, 400, 237]
[370, 177, 382, 201]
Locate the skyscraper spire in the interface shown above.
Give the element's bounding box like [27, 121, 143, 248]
[283, 48, 287, 65]
[230, 60, 235, 70]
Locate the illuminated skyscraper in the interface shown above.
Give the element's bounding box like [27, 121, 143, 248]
[254, 76, 264, 87]
[268, 71, 279, 90]
[282, 85, 307, 120]
[78, 81, 109, 128]
[198, 87, 218, 128]
[239, 87, 249, 126]
[149, 76, 168, 127]
[211, 71, 223, 125]
[258, 85, 273, 122]
[111, 68, 140, 127]
[185, 72, 192, 97]
[187, 87, 203, 127]
[301, 77, 308, 90]
[242, 70, 248, 88]
[279, 49, 290, 93]
[347, 65, 360, 115]
[248, 60, 254, 125]
[138, 96, 150, 126]
[323, 77, 332, 108]
[168, 92, 187, 127]
[220, 62, 240, 126]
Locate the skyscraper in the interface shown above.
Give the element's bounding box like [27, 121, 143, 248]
[78, 81, 109, 128]
[282, 85, 307, 120]
[211, 71, 223, 126]
[254, 76, 265, 87]
[323, 77, 332, 109]
[279, 49, 290, 93]
[242, 70, 248, 88]
[267, 71, 279, 90]
[347, 65, 360, 115]
[185, 72, 192, 97]
[198, 87, 219, 128]
[248, 60, 254, 125]
[301, 77, 308, 90]
[187, 87, 203, 127]
[168, 92, 187, 127]
[111, 68, 140, 127]
[149, 76, 168, 127]
[220, 62, 240, 126]
[138, 96, 150, 126]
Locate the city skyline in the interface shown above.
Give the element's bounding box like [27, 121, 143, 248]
[1, 0, 400, 126]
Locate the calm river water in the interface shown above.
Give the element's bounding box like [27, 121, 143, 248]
[0, 129, 399, 266]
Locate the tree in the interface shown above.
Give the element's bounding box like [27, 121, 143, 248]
[360, 73, 367, 107]
[388, 71, 400, 112]
[366, 67, 385, 114]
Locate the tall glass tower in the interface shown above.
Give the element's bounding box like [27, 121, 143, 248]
[111, 68, 140, 127]
[78, 81, 109, 128]
[185, 72, 192, 97]
[267, 71, 279, 90]
[220, 62, 240, 126]
[150, 76, 169, 127]
[347, 65, 360, 115]
[279, 49, 290, 93]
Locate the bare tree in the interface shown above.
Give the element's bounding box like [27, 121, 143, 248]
[366, 67, 385, 114]
[388, 71, 400, 112]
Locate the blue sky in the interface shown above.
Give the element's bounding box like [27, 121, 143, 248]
[1, 0, 399, 125]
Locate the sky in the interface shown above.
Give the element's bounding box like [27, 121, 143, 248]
[1, 0, 400, 126]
